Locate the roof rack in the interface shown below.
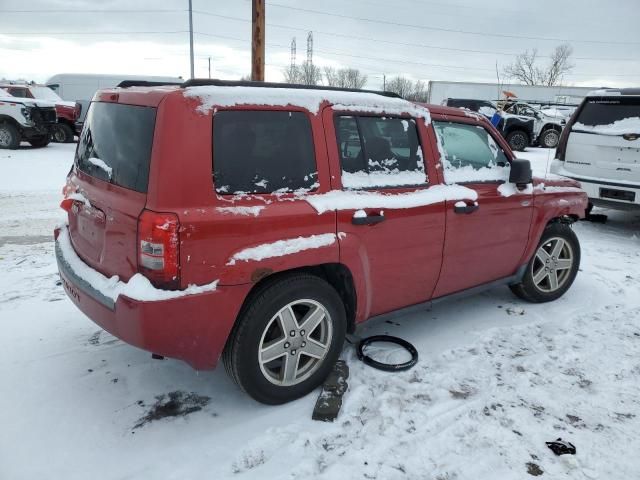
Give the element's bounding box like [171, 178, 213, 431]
[180, 78, 401, 98]
[117, 80, 182, 88]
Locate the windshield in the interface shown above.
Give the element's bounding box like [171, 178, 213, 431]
[29, 86, 62, 102]
[76, 102, 156, 193]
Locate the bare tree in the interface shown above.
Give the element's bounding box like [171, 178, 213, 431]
[503, 43, 573, 86]
[283, 62, 322, 85]
[282, 65, 301, 83]
[299, 62, 322, 85]
[239, 74, 252, 81]
[546, 43, 574, 87]
[385, 76, 428, 101]
[324, 67, 368, 89]
[385, 76, 415, 98]
[408, 80, 428, 102]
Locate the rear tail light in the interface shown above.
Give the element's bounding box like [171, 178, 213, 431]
[137, 209, 180, 290]
[555, 125, 570, 161]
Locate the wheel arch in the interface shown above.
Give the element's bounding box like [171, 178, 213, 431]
[0, 115, 21, 129]
[541, 123, 562, 133]
[232, 263, 358, 336]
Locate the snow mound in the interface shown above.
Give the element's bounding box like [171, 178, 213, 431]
[57, 226, 218, 302]
[184, 86, 431, 122]
[306, 185, 478, 214]
[227, 233, 337, 265]
[573, 117, 640, 136]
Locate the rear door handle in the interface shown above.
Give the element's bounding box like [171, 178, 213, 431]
[352, 214, 386, 225]
[454, 203, 479, 214]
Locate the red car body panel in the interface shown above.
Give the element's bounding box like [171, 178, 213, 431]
[57, 86, 588, 370]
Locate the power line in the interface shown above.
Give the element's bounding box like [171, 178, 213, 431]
[0, 30, 187, 35]
[0, 9, 185, 13]
[192, 32, 639, 79]
[191, 10, 639, 62]
[266, 2, 640, 46]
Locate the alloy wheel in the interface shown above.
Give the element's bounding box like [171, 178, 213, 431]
[532, 236, 574, 292]
[258, 299, 333, 386]
[0, 128, 11, 147]
[543, 130, 559, 148]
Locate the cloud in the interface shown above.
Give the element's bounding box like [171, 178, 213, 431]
[0, 0, 638, 88]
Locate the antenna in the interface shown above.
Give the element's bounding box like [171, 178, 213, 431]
[307, 31, 313, 65]
[290, 37, 297, 68]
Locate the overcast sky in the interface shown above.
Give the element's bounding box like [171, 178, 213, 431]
[1, 0, 638, 89]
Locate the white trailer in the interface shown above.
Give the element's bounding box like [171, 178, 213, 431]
[426, 80, 602, 106]
[45, 73, 183, 121]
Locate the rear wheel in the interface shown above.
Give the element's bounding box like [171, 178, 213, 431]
[540, 128, 560, 148]
[223, 273, 347, 404]
[506, 130, 529, 151]
[51, 123, 75, 143]
[0, 122, 20, 149]
[28, 135, 50, 148]
[510, 222, 580, 303]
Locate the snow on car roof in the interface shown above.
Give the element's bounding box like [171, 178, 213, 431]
[183, 85, 431, 121]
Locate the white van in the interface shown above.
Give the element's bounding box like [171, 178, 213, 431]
[45, 73, 183, 126]
[551, 88, 640, 211]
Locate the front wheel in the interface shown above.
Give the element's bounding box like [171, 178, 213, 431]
[0, 122, 20, 149]
[510, 222, 581, 303]
[223, 273, 347, 404]
[506, 130, 530, 152]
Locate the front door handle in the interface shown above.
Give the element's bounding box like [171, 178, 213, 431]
[352, 214, 386, 225]
[454, 203, 479, 214]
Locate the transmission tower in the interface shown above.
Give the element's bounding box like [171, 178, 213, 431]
[306, 31, 313, 65]
[290, 37, 297, 68]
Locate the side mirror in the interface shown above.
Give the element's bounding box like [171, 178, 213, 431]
[509, 158, 532, 189]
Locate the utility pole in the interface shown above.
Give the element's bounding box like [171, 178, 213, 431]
[188, 0, 194, 79]
[208, 56, 211, 79]
[251, 0, 265, 81]
[383, 74, 386, 91]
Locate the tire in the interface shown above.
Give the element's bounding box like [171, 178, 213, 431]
[540, 128, 560, 148]
[223, 273, 347, 404]
[0, 122, 20, 149]
[28, 135, 50, 148]
[510, 222, 581, 303]
[506, 130, 530, 152]
[51, 123, 75, 143]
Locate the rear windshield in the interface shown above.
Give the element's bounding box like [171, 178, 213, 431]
[575, 97, 640, 126]
[75, 102, 156, 193]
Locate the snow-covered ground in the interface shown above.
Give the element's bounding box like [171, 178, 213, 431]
[1, 144, 639, 480]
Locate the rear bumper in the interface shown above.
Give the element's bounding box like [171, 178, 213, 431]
[55, 238, 250, 370]
[550, 160, 640, 210]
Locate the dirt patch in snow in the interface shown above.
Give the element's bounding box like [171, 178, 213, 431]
[134, 391, 211, 429]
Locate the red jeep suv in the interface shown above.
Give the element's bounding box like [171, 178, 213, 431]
[56, 80, 587, 404]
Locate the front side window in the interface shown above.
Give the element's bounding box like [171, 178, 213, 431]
[335, 115, 427, 189]
[213, 110, 318, 194]
[433, 121, 509, 184]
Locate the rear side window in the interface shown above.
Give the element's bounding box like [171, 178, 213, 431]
[335, 115, 426, 189]
[574, 97, 640, 127]
[213, 110, 318, 194]
[76, 102, 156, 193]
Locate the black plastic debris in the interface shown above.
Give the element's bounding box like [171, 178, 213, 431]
[546, 438, 576, 456]
[312, 360, 349, 422]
